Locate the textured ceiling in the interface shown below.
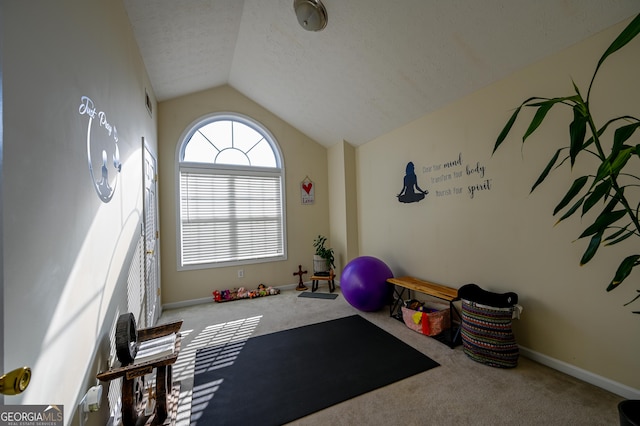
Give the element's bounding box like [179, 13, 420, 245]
[123, 0, 640, 148]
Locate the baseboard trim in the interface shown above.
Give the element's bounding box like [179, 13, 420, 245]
[519, 346, 640, 400]
[163, 297, 212, 310]
[162, 283, 301, 310]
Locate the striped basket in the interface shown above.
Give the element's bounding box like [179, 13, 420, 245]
[461, 299, 519, 368]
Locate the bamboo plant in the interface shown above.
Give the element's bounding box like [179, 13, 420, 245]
[493, 14, 640, 312]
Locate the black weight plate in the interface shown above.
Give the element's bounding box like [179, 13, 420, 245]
[115, 312, 138, 365]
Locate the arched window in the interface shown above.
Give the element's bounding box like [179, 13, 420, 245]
[176, 113, 286, 269]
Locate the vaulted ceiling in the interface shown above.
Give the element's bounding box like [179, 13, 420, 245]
[123, 0, 640, 148]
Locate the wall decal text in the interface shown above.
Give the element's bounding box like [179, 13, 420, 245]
[78, 96, 122, 203]
[421, 152, 492, 200]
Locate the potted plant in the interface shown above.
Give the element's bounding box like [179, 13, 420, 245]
[493, 14, 640, 425]
[313, 235, 335, 275]
[493, 14, 640, 311]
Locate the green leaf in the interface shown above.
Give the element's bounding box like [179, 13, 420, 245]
[579, 195, 620, 237]
[585, 116, 635, 151]
[603, 224, 630, 242]
[593, 159, 612, 184]
[530, 149, 562, 193]
[569, 107, 588, 166]
[607, 254, 640, 291]
[572, 80, 583, 98]
[582, 180, 611, 216]
[624, 291, 640, 308]
[612, 122, 640, 155]
[528, 95, 581, 107]
[493, 97, 542, 153]
[523, 103, 553, 142]
[579, 209, 627, 238]
[609, 147, 634, 176]
[553, 176, 589, 216]
[555, 197, 584, 225]
[590, 14, 640, 99]
[604, 227, 635, 246]
[580, 230, 603, 265]
[523, 98, 573, 142]
[494, 106, 522, 153]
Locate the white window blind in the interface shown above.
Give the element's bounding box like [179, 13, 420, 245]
[177, 114, 285, 269]
[180, 170, 284, 266]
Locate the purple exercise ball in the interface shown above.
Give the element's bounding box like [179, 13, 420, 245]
[340, 256, 394, 312]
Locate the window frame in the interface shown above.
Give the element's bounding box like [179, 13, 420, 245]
[175, 112, 287, 271]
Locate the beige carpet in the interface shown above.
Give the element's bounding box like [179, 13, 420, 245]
[158, 288, 622, 425]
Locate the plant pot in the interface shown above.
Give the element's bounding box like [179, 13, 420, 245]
[313, 255, 330, 274]
[619, 400, 640, 426]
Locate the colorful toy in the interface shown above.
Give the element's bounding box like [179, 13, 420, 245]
[213, 284, 280, 302]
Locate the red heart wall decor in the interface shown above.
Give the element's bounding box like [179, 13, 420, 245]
[302, 182, 313, 194]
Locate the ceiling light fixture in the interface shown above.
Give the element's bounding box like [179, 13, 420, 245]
[294, 0, 328, 31]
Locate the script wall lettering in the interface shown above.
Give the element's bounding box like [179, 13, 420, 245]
[78, 96, 122, 203]
[421, 152, 492, 200]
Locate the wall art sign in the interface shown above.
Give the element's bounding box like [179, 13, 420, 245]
[422, 152, 492, 199]
[301, 176, 315, 204]
[78, 96, 122, 203]
[396, 152, 493, 204]
[397, 161, 429, 203]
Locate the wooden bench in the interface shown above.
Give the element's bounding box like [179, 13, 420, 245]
[387, 276, 461, 348]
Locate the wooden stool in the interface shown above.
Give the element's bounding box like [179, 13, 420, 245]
[311, 270, 335, 292]
[97, 321, 183, 426]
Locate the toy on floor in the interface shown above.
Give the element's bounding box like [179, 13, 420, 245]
[213, 284, 280, 303]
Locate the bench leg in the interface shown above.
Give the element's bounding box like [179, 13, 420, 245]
[390, 285, 408, 319]
[155, 365, 170, 423]
[121, 377, 138, 426]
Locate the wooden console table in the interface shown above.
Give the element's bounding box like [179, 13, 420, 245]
[97, 321, 183, 426]
[387, 276, 461, 348]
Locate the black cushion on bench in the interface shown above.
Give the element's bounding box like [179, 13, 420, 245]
[458, 283, 518, 308]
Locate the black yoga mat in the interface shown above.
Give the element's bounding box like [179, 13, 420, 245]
[190, 315, 439, 425]
[298, 291, 339, 299]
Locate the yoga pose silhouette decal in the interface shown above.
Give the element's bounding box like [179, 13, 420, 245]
[397, 161, 428, 203]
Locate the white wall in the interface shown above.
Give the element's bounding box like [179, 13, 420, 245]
[328, 140, 359, 270]
[356, 18, 640, 393]
[3, 1, 157, 424]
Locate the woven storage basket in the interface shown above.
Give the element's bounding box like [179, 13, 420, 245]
[401, 301, 450, 337]
[461, 299, 519, 368]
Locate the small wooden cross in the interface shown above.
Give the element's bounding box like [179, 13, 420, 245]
[293, 265, 308, 291]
